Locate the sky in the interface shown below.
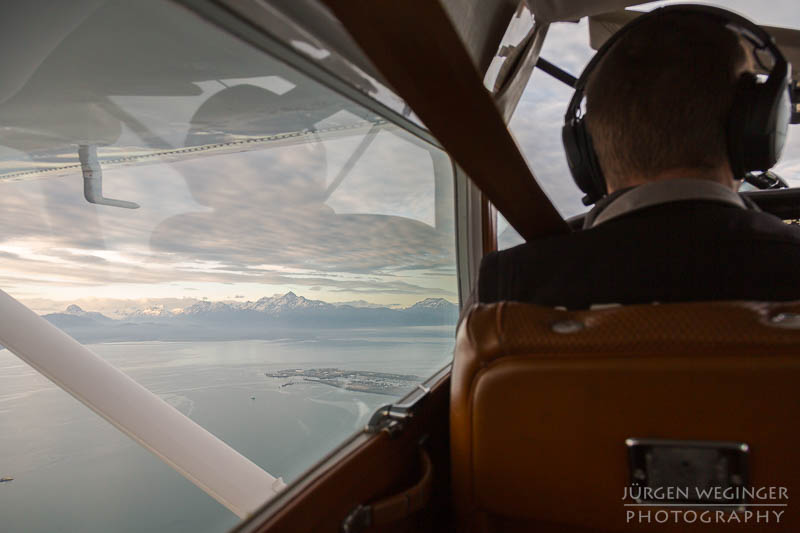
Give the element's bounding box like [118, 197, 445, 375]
[0, 128, 458, 315]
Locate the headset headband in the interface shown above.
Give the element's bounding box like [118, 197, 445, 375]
[565, 4, 789, 124]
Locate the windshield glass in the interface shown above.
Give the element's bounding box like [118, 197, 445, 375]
[0, 1, 458, 532]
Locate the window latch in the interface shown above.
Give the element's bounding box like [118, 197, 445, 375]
[365, 403, 413, 438]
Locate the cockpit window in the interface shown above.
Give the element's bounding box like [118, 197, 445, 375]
[509, 19, 595, 223]
[500, 19, 595, 249]
[0, 1, 457, 531]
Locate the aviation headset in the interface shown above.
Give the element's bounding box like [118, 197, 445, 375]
[562, 4, 793, 205]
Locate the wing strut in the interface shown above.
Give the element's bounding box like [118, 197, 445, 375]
[0, 289, 284, 518]
[321, 0, 569, 241]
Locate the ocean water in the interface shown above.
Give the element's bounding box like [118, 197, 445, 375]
[0, 327, 454, 533]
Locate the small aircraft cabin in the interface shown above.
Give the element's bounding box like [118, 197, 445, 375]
[0, 0, 798, 532]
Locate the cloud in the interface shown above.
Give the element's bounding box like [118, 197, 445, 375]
[0, 138, 458, 303]
[502, 19, 599, 230]
[40, 249, 110, 264]
[509, 69, 588, 221]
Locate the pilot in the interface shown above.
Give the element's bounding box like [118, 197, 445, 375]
[477, 6, 800, 309]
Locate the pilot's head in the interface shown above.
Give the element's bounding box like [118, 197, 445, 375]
[585, 11, 750, 192]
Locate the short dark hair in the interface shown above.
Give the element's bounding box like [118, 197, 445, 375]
[585, 12, 748, 188]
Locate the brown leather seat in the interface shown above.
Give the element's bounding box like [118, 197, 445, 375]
[451, 301, 800, 532]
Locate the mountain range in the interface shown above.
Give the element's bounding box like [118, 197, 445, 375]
[42, 292, 458, 343]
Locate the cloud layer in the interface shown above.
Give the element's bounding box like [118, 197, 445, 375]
[0, 128, 458, 310]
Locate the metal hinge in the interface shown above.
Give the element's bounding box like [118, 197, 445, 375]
[364, 373, 442, 437]
[365, 403, 413, 438]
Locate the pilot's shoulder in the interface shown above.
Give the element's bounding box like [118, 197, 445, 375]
[736, 208, 800, 243]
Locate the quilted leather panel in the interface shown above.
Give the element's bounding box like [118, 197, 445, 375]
[451, 301, 800, 532]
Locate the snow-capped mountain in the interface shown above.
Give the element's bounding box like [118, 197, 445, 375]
[120, 292, 336, 319]
[406, 298, 457, 311]
[122, 304, 176, 319]
[332, 300, 403, 309]
[240, 292, 332, 314]
[180, 293, 458, 326]
[64, 304, 114, 321]
[180, 300, 241, 316]
[60, 293, 458, 323]
[44, 304, 113, 329]
[43, 293, 458, 343]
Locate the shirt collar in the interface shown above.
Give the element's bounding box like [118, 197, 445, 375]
[587, 179, 747, 228]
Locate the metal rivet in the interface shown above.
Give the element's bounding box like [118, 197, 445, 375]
[552, 320, 584, 334]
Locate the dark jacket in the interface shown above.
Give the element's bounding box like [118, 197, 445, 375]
[478, 200, 800, 309]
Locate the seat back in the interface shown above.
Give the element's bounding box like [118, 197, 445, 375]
[451, 301, 800, 532]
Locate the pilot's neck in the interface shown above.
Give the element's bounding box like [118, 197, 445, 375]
[608, 165, 737, 194]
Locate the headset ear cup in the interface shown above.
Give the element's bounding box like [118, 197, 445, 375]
[728, 73, 757, 178]
[580, 122, 607, 200]
[562, 118, 607, 204]
[562, 120, 594, 199]
[729, 70, 790, 176]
